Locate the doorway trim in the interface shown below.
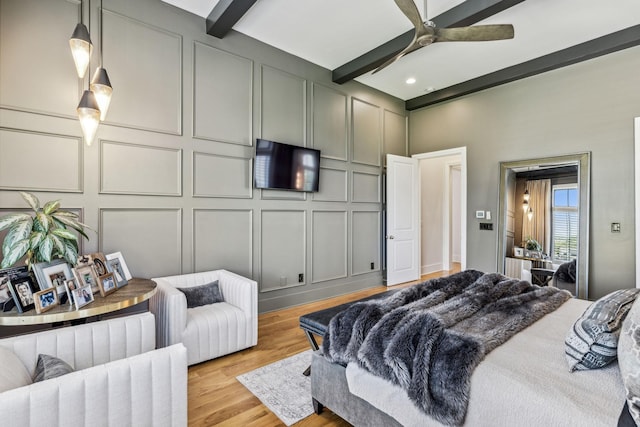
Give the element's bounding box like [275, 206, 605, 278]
[413, 147, 467, 271]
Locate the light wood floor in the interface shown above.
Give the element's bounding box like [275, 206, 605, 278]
[188, 264, 461, 426]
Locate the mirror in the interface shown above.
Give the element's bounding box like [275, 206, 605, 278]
[497, 153, 590, 299]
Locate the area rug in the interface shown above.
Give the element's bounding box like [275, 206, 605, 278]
[236, 350, 314, 426]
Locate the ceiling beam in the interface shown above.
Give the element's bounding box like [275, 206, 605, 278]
[206, 0, 258, 39]
[331, 0, 527, 84]
[405, 24, 640, 111]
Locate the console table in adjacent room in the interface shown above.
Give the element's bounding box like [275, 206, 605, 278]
[0, 278, 156, 326]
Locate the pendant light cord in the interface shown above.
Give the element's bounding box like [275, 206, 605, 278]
[99, 0, 103, 68]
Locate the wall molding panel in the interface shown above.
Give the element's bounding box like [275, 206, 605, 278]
[192, 209, 253, 277]
[311, 210, 348, 283]
[0, 128, 83, 193]
[352, 97, 382, 167]
[100, 140, 182, 196]
[351, 210, 381, 276]
[192, 42, 253, 146]
[312, 167, 348, 202]
[99, 208, 183, 279]
[260, 65, 307, 145]
[192, 152, 252, 198]
[260, 210, 306, 292]
[383, 109, 407, 158]
[352, 171, 381, 203]
[311, 83, 348, 161]
[102, 9, 182, 135]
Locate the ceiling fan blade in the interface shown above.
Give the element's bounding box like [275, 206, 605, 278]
[436, 24, 514, 42]
[394, 0, 425, 30]
[372, 39, 423, 74]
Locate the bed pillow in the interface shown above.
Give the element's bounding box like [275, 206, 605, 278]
[33, 354, 74, 383]
[619, 298, 640, 426]
[177, 280, 224, 308]
[0, 347, 32, 392]
[565, 288, 640, 371]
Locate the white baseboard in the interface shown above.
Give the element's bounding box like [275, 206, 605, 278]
[421, 263, 442, 275]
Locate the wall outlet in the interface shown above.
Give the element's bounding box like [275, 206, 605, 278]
[370, 262, 375, 270]
[611, 222, 621, 232]
[298, 273, 304, 282]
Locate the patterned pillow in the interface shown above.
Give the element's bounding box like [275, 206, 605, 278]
[565, 288, 640, 371]
[33, 354, 74, 382]
[619, 298, 640, 426]
[177, 280, 224, 308]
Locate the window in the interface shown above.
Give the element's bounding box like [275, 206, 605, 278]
[552, 184, 578, 262]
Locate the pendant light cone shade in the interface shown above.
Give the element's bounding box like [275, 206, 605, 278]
[77, 90, 101, 146]
[527, 207, 533, 221]
[523, 189, 530, 201]
[522, 199, 529, 212]
[69, 23, 93, 78]
[90, 67, 113, 121]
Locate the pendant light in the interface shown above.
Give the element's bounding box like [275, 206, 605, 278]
[90, 0, 113, 121]
[77, 89, 101, 146]
[522, 186, 530, 211]
[527, 207, 533, 221]
[69, 1, 93, 78]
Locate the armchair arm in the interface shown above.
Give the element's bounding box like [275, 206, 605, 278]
[218, 270, 258, 346]
[149, 278, 188, 348]
[0, 344, 188, 427]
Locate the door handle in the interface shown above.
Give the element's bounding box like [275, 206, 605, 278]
[388, 235, 395, 239]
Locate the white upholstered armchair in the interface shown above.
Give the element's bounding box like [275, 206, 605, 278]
[0, 312, 188, 427]
[150, 269, 258, 365]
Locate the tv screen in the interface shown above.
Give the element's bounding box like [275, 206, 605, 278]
[254, 139, 320, 192]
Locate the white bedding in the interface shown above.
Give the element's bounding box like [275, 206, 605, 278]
[346, 298, 625, 426]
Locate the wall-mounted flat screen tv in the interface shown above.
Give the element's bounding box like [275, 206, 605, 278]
[254, 139, 321, 192]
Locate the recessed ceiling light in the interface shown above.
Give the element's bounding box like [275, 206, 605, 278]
[405, 77, 416, 85]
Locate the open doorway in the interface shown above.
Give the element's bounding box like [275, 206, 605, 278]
[414, 147, 467, 275]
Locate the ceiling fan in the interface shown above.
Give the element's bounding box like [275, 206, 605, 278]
[373, 0, 515, 74]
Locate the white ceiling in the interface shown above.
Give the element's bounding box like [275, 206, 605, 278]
[162, 0, 640, 101]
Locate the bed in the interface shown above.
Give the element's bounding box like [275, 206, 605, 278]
[310, 270, 629, 426]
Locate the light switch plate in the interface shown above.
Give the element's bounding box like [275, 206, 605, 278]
[475, 210, 485, 219]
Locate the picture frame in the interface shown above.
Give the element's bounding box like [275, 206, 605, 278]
[33, 288, 59, 314]
[7, 272, 37, 313]
[105, 252, 132, 280]
[98, 273, 117, 297]
[64, 279, 78, 306]
[513, 247, 524, 257]
[71, 284, 94, 310]
[33, 259, 73, 297]
[73, 265, 100, 294]
[88, 252, 109, 276]
[106, 257, 128, 288]
[0, 266, 27, 312]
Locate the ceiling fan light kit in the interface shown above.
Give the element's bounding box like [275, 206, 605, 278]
[373, 0, 515, 74]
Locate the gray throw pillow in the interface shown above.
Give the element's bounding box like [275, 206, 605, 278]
[33, 354, 74, 382]
[619, 298, 640, 426]
[565, 288, 640, 371]
[177, 280, 224, 308]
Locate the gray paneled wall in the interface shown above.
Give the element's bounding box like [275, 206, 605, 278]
[0, 0, 406, 313]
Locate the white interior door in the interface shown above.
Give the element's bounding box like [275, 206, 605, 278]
[386, 154, 420, 286]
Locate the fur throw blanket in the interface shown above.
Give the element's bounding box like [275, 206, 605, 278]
[322, 270, 571, 426]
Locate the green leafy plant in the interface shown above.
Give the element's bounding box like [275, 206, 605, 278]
[0, 192, 91, 269]
[525, 237, 541, 251]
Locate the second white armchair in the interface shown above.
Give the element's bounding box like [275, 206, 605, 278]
[150, 269, 258, 365]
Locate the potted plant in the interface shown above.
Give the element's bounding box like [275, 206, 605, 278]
[525, 238, 542, 252]
[0, 192, 91, 269]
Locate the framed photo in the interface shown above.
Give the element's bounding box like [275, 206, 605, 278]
[106, 257, 128, 288]
[73, 265, 100, 294]
[8, 273, 37, 313]
[88, 252, 109, 276]
[105, 252, 132, 280]
[71, 284, 94, 310]
[64, 279, 78, 306]
[0, 266, 30, 312]
[33, 259, 73, 297]
[98, 273, 117, 297]
[513, 247, 524, 257]
[33, 288, 59, 314]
